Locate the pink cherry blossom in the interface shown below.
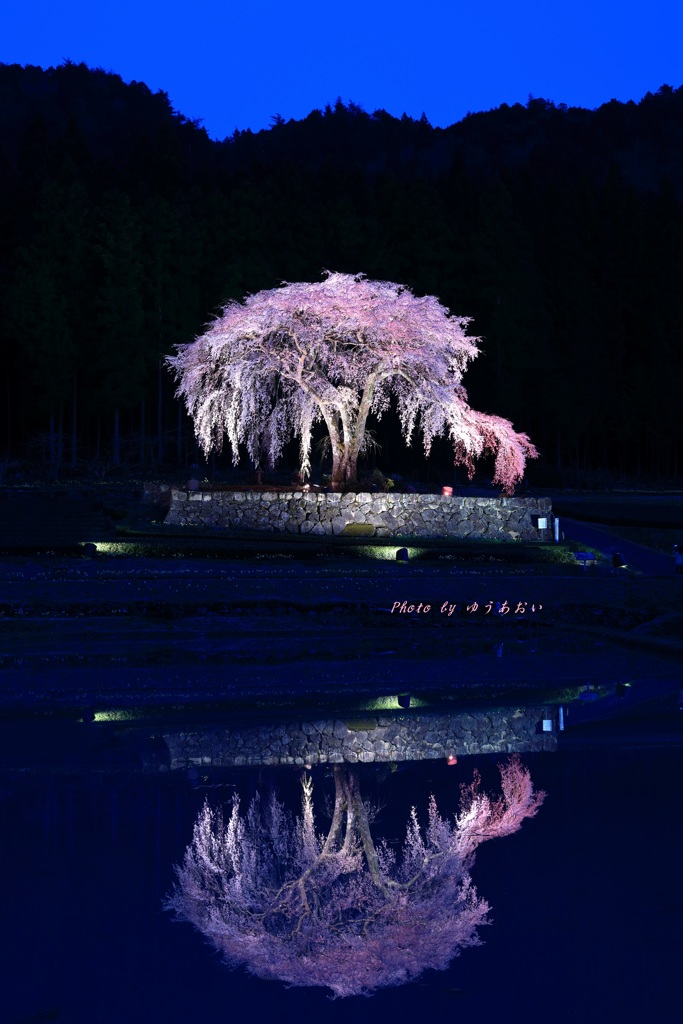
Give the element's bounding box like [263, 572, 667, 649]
[166, 757, 545, 997]
[166, 272, 537, 492]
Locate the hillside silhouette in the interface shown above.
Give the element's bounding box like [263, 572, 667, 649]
[1, 61, 682, 486]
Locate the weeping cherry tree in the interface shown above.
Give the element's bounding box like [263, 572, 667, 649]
[166, 757, 545, 997]
[166, 272, 538, 492]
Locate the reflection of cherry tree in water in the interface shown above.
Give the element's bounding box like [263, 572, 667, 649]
[166, 757, 544, 997]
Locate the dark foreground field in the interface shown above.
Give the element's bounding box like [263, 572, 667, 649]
[1, 550, 681, 718]
[1, 486, 681, 726]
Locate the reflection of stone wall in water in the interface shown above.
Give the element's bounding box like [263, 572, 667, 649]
[163, 708, 557, 770]
[164, 489, 552, 540]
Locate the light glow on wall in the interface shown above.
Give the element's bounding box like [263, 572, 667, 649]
[359, 695, 429, 711]
[361, 546, 426, 561]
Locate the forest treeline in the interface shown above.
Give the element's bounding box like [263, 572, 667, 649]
[1, 60, 682, 485]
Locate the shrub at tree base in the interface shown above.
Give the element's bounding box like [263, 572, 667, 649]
[166, 273, 538, 494]
[166, 756, 545, 997]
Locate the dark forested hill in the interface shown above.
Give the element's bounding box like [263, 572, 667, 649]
[1, 61, 682, 486]
[219, 89, 683, 200]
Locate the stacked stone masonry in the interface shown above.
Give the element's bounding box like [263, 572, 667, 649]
[163, 708, 557, 771]
[142, 481, 172, 511]
[165, 489, 552, 541]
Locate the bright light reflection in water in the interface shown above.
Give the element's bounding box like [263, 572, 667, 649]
[93, 709, 143, 722]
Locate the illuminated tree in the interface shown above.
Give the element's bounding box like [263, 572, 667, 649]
[166, 757, 545, 997]
[166, 273, 538, 492]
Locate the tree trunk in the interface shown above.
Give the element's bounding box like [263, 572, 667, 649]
[57, 403, 64, 475]
[329, 447, 359, 488]
[319, 407, 348, 489]
[113, 408, 120, 465]
[342, 378, 376, 485]
[177, 399, 182, 465]
[157, 357, 163, 467]
[328, 401, 375, 487]
[71, 374, 78, 470]
[49, 413, 56, 472]
[344, 769, 388, 894]
[321, 766, 349, 856]
[320, 768, 389, 895]
[140, 397, 145, 466]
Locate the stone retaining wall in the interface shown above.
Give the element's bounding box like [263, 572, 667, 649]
[163, 708, 557, 770]
[164, 489, 552, 541]
[142, 481, 172, 511]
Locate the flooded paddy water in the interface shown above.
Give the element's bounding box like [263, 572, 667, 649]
[1, 744, 680, 1023]
[0, 543, 681, 1022]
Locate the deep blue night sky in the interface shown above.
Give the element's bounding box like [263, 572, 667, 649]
[2, 0, 682, 139]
